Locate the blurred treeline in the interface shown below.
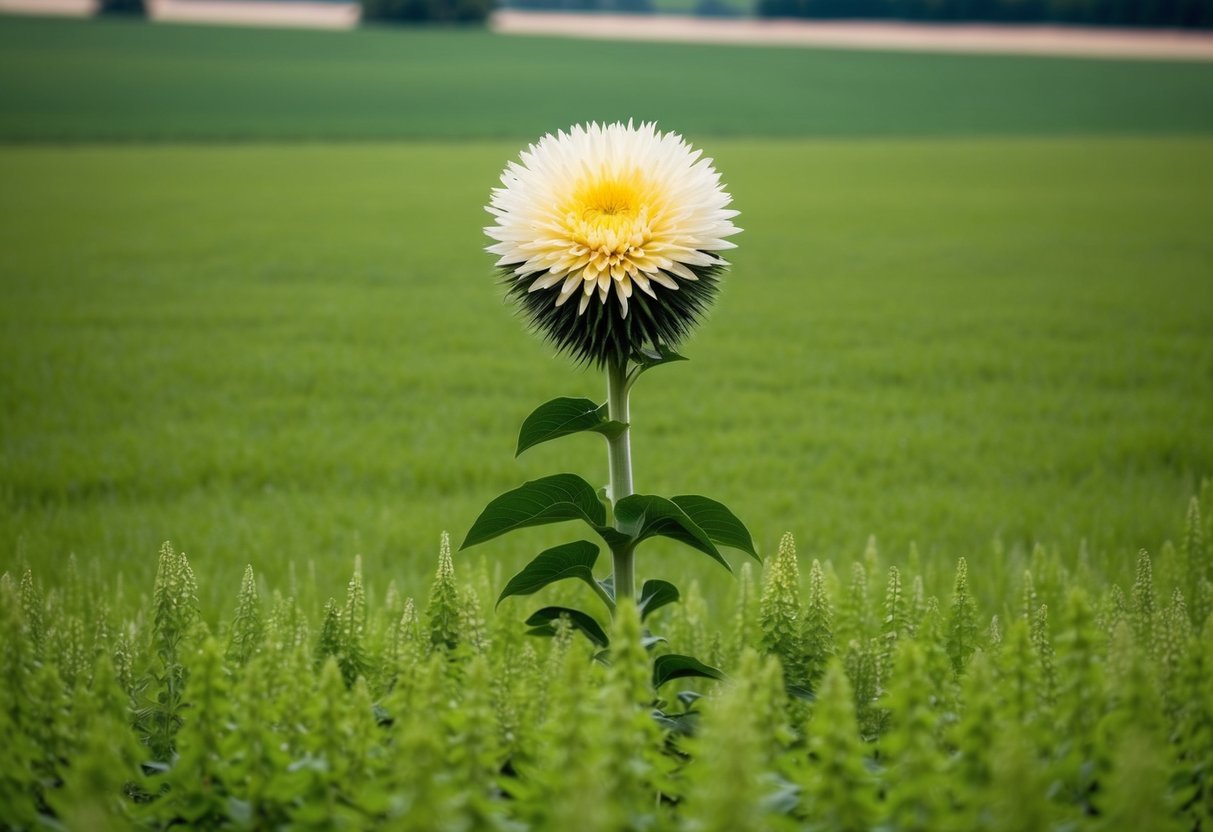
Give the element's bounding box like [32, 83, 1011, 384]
[98, 0, 1213, 27]
[499, 0, 1213, 26]
[755, 0, 1213, 26]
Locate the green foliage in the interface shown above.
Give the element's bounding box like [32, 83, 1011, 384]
[461, 310, 755, 714]
[515, 397, 627, 457]
[48, 655, 143, 830]
[427, 532, 461, 653]
[638, 579, 680, 620]
[313, 554, 374, 684]
[1052, 589, 1107, 813]
[798, 660, 878, 832]
[949, 653, 998, 825]
[226, 564, 262, 666]
[1132, 549, 1158, 646]
[880, 640, 948, 832]
[652, 654, 726, 689]
[156, 637, 232, 827]
[138, 541, 198, 762]
[461, 474, 606, 550]
[947, 557, 978, 676]
[525, 606, 609, 647]
[760, 531, 805, 686]
[1183, 496, 1210, 626]
[682, 650, 787, 832]
[803, 558, 836, 690]
[612, 493, 736, 570]
[840, 560, 872, 646]
[882, 565, 908, 672]
[0, 496, 1210, 829]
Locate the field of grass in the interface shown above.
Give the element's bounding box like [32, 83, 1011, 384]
[3, 16, 1213, 142]
[2, 13, 1212, 830]
[3, 132, 1211, 612]
[2, 16, 1212, 610]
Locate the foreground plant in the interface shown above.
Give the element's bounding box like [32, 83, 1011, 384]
[465, 121, 755, 688]
[2, 484, 1211, 828]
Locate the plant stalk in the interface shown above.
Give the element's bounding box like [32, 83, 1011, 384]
[606, 356, 635, 602]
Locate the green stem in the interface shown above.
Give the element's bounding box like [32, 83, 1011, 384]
[606, 356, 635, 603]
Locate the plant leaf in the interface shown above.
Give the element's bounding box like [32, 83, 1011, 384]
[641, 635, 668, 651]
[631, 341, 688, 375]
[496, 541, 600, 608]
[525, 606, 610, 648]
[651, 709, 700, 735]
[671, 495, 760, 561]
[516, 397, 627, 456]
[595, 525, 635, 552]
[676, 690, 703, 709]
[598, 574, 615, 602]
[786, 684, 815, 702]
[638, 579, 680, 620]
[614, 494, 729, 572]
[652, 654, 726, 689]
[461, 474, 606, 549]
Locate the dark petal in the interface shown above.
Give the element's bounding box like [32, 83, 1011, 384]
[502, 264, 724, 367]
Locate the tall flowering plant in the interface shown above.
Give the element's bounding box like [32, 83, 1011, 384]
[463, 122, 757, 687]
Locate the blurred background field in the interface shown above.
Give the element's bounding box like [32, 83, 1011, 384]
[1, 14, 1211, 613]
[4, 16, 1213, 141]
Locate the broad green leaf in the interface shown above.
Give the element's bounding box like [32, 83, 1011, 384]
[614, 494, 729, 571]
[671, 495, 760, 562]
[525, 606, 610, 648]
[515, 397, 627, 457]
[638, 579, 680, 620]
[461, 474, 606, 550]
[496, 541, 599, 608]
[652, 654, 726, 689]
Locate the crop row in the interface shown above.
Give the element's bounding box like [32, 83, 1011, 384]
[1, 487, 1210, 829]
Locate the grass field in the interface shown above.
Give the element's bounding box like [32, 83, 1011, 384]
[1, 16, 1212, 612]
[3, 16, 1213, 142]
[2, 14, 1213, 831]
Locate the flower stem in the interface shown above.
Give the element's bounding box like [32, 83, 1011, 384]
[606, 356, 635, 603]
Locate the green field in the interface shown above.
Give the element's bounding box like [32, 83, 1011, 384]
[3, 16, 1213, 141]
[2, 17, 1213, 609]
[2, 14, 1213, 831]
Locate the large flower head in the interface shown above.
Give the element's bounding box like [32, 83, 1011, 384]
[485, 121, 740, 366]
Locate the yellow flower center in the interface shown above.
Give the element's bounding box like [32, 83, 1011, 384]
[579, 178, 639, 220]
[565, 174, 654, 270]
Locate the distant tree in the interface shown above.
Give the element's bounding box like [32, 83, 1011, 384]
[753, 0, 1213, 27]
[612, 0, 655, 12]
[361, 0, 492, 23]
[97, 0, 145, 15]
[695, 0, 743, 15]
[756, 0, 804, 18]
